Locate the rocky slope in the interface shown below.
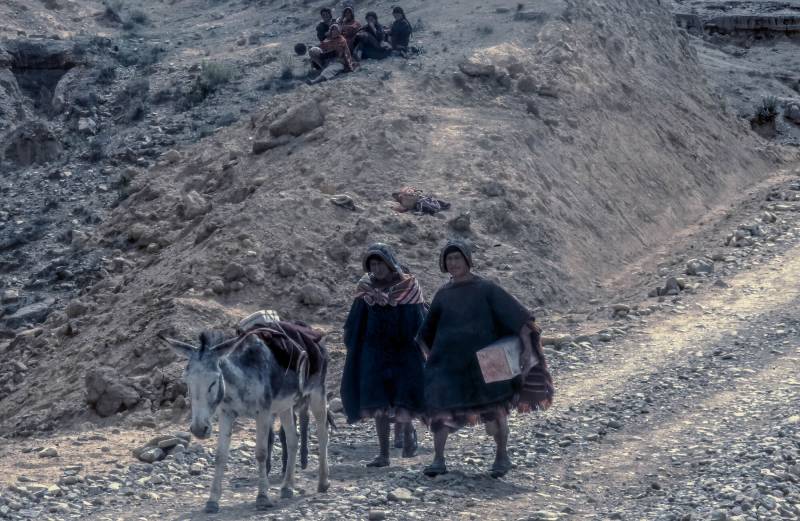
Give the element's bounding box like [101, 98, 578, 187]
[0, 0, 794, 434]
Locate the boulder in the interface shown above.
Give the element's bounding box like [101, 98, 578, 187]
[268, 101, 324, 138]
[458, 61, 496, 78]
[2, 121, 62, 166]
[85, 366, 141, 417]
[222, 262, 246, 282]
[3, 298, 55, 328]
[517, 76, 537, 94]
[252, 134, 292, 154]
[686, 258, 714, 276]
[786, 103, 800, 123]
[65, 300, 88, 319]
[297, 283, 329, 307]
[179, 190, 210, 220]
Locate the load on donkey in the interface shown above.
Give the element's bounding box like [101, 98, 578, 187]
[161, 310, 333, 513]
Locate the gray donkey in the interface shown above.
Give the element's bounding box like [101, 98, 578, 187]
[163, 329, 330, 513]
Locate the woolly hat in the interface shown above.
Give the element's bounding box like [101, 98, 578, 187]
[439, 239, 473, 273]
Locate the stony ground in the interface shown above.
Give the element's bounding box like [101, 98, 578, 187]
[2, 168, 800, 520]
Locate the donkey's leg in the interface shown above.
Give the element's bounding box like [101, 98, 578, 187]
[255, 411, 273, 510]
[205, 412, 234, 513]
[278, 409, 298, 499]
[299, 406, 310, 470]
[278, 424, 288, 475]
[266, 419, 274, 475]
[310, 391, 330, 493]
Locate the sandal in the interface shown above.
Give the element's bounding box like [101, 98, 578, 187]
[423, 460, 447, 477]
[489, 457, 512, 478]
[366, 455, 390, 468]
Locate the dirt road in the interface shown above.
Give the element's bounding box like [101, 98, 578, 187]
[2, 173, 800, 520]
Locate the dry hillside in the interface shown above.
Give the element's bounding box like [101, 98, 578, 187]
[0, 0, 791, 434]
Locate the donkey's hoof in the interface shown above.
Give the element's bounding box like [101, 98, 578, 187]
[204, 500, 220, 514]
[280, 487, 294, 499]
[255, 494, 273, 510]
[317, 481, 330, 493]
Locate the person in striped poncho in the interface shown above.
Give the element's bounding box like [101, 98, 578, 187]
[341, 243, 427, 467]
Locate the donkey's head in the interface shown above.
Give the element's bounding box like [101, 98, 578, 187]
[161, 330, 240, 439]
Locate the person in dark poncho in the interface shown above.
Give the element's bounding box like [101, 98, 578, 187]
[416, 240, 536, 478]
[388, 6, 413, 55]
[342, 243, 427, 467]
[316, 8, 334, 43]
[354, 11, 390, 61]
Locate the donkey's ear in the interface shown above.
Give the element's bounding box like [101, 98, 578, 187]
[159, 335, 198, 358]
[209, 336, 242, 359]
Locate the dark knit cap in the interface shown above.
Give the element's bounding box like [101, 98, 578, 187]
[439, 239, 473, 273]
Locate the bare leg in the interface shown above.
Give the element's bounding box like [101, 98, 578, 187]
[423, 427, 448, 476]
[393, 421, 403, 449]
[310, 391, 330, 493]
[487, 416, 512, 478]
[401, 422, 417, 458]
[205, 413, 234, 513]
[366, 416, 390, 467]
[278, 409, 298, 498]
[255, 411, 273, 509]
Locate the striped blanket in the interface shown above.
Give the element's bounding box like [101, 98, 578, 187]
[355, 273, 424, 307]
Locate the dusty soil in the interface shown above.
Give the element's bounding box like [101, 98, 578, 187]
[1, 0, 800, 519]
[1, 168, 800, 520]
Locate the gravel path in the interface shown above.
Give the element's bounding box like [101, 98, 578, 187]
[2, 174, 800, 520]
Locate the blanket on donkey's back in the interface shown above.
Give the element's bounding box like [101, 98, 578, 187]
[240, 321, 326, 379]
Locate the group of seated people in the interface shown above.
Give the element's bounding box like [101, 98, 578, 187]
[307, 4, 413, 84]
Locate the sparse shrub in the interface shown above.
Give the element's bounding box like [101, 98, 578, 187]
[129, 9, 148, 24]
[96, 64, 116, 85]
[183, 61, 234, 107]
[478, 25, 493, 35]
[754, 95, 778, 124]
[151, 87, 173, 104]
[122, 78, 150, 100]
[413, 18, 425, 32]
[115, 44, 163, 67]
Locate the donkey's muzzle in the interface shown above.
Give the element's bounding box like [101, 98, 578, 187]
[191, 423, 212, 439]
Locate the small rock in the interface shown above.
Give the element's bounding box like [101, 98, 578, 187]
[180, 191, 210, 220]
[189, 463, 204, 476]
[330, 194, 356, 211]
[710, 510, 728, 521]
[38, 447, 59, 458]
[448, 212, 471, 232]
[514, 10, 546, 21]
[329, 398, 344, 413]
[252, 135, 292, 154]
[517, 76, 537, 94]
[65, 300, 88, 319]
[138, 447, 164, 464]
[297, 283, 329, 307]
[162, 149, 181, 164]
[223, 262, 246, 282]
[268, 100, 324, 138]
[1, 289, 19, 304]
[387, 487, 414, 502]
[458, 61, 496, 77]
[686, 258, 714, 276]
[157, 438, 185, 450]
[785, 103, 800, 123]
[368, 510, 388, 521]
